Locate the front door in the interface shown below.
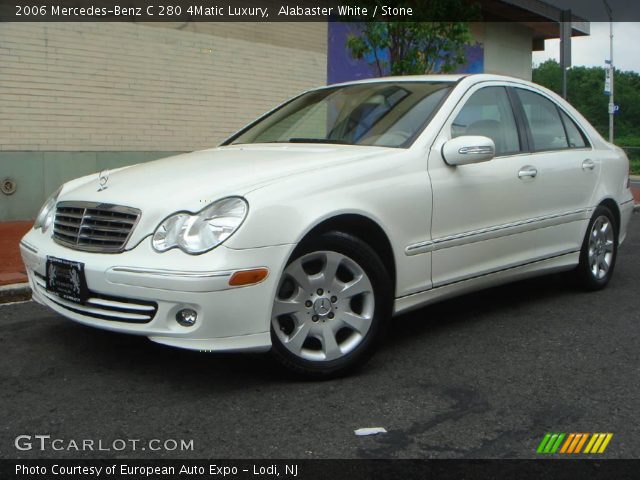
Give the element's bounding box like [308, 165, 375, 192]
[426, 84, 538, 287]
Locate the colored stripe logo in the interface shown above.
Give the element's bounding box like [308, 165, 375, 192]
[537, 433, 613, 454]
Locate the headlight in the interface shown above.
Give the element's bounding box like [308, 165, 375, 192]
[33, 186, 62, 233]
[152, 197, 248, 254]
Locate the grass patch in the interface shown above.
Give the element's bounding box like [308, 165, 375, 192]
[616, 136, 640, 175]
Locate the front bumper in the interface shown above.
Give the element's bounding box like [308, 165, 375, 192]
[20, 228, 294, 352]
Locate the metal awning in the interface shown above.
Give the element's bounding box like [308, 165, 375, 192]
[481, 0, 590, 41]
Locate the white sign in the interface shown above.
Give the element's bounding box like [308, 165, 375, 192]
[604, 67, 612, 95]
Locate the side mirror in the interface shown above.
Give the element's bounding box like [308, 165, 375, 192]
[442, 135, 495, 166]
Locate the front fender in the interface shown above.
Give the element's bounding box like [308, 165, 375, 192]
[226, 153, 434, 297]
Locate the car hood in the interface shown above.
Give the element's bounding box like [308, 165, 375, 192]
[59, 144, 390, 243]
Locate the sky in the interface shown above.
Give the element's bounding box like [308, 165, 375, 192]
[532, 22, 640, 73]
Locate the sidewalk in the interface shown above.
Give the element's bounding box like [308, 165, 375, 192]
[0, 221, 31, 286]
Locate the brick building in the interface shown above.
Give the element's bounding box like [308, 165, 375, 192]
[0, 22, 326, 220]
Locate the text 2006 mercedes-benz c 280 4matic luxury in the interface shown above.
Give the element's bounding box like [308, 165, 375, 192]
[21, 74, 635, 377]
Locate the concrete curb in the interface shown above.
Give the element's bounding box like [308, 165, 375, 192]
[630, 175, 640, 181]
[0, 283, 32, 304]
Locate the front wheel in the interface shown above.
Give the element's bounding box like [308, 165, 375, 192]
[575, 206, 618, 291]
[270, 231, 392, 378]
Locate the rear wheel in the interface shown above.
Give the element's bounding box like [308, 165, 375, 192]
[575, 206, 618, 291]
[270, 231, 392, 378]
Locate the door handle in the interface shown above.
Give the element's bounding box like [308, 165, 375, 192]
[582, 159, 596, 171]
[518, 165, 537, 179]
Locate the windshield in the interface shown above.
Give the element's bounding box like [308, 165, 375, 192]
[225, 82, 453, 148]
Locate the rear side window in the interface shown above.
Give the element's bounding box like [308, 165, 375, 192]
[515, 89, 568, 151]
[559, 110, 588, 148]
[451, 86, 521, 156]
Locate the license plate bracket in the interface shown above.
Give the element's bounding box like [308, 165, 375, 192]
[46, 256, 89, 304]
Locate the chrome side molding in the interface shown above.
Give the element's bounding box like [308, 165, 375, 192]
[405, 209, 589, 256]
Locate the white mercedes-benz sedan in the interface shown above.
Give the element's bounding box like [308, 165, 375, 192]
[21, 74, 635, 377]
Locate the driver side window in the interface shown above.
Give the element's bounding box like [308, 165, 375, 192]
[451, 86, 521, 156]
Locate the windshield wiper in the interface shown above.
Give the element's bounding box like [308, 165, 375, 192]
[286, 138, 350, 145]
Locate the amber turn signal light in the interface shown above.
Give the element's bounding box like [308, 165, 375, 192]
[229, 268, 269, 286]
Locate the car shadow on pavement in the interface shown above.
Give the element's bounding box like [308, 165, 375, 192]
[383, 270, 583, 350]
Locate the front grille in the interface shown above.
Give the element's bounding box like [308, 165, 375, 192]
[33, 272, 157, 323]
[53, 201, 140, 253]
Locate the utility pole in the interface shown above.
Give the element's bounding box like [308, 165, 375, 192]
[559, 10, 572, 100]
[603, 0, 614, 142]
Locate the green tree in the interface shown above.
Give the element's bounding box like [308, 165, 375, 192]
[345, 1, 478, 76]
[533, 59, 640, 172]
[533, 59, 640, 140]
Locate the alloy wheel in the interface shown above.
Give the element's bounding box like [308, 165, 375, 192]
[271, 251, 375, 362]
[588, 215, 615, 280]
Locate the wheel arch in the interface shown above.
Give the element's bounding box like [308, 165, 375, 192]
[597, 197, 621, 239]
[295, 213, 397, 296]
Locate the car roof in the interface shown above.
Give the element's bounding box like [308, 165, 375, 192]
[326, 73, 534, 88]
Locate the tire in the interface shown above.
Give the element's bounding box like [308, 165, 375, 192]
[270, 231, 392, 378]
[575, 205, 618, 291]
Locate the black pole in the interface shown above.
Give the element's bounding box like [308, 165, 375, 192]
[560, 9, 572, 99]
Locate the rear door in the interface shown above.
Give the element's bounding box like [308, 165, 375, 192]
[512, 87, 597, 258]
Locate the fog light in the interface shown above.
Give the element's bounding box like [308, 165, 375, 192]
[176, 308, 197, 327]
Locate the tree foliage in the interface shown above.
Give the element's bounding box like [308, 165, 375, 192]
[533, 59, 640, 142]
[345, 1, 478, 76]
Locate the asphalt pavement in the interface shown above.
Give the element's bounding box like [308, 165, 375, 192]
[1, 217, 639, 459]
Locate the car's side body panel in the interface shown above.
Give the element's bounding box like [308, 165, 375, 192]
[425, 81, 539, 288]
[417, 76, 632, 301]
[394, 251, 580, 315]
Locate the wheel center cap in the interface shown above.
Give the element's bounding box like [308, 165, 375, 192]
[313, 297, 332, 317]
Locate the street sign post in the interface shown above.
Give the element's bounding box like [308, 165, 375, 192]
[603, 0, 614, 142]
[604, 65, 612, 95]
